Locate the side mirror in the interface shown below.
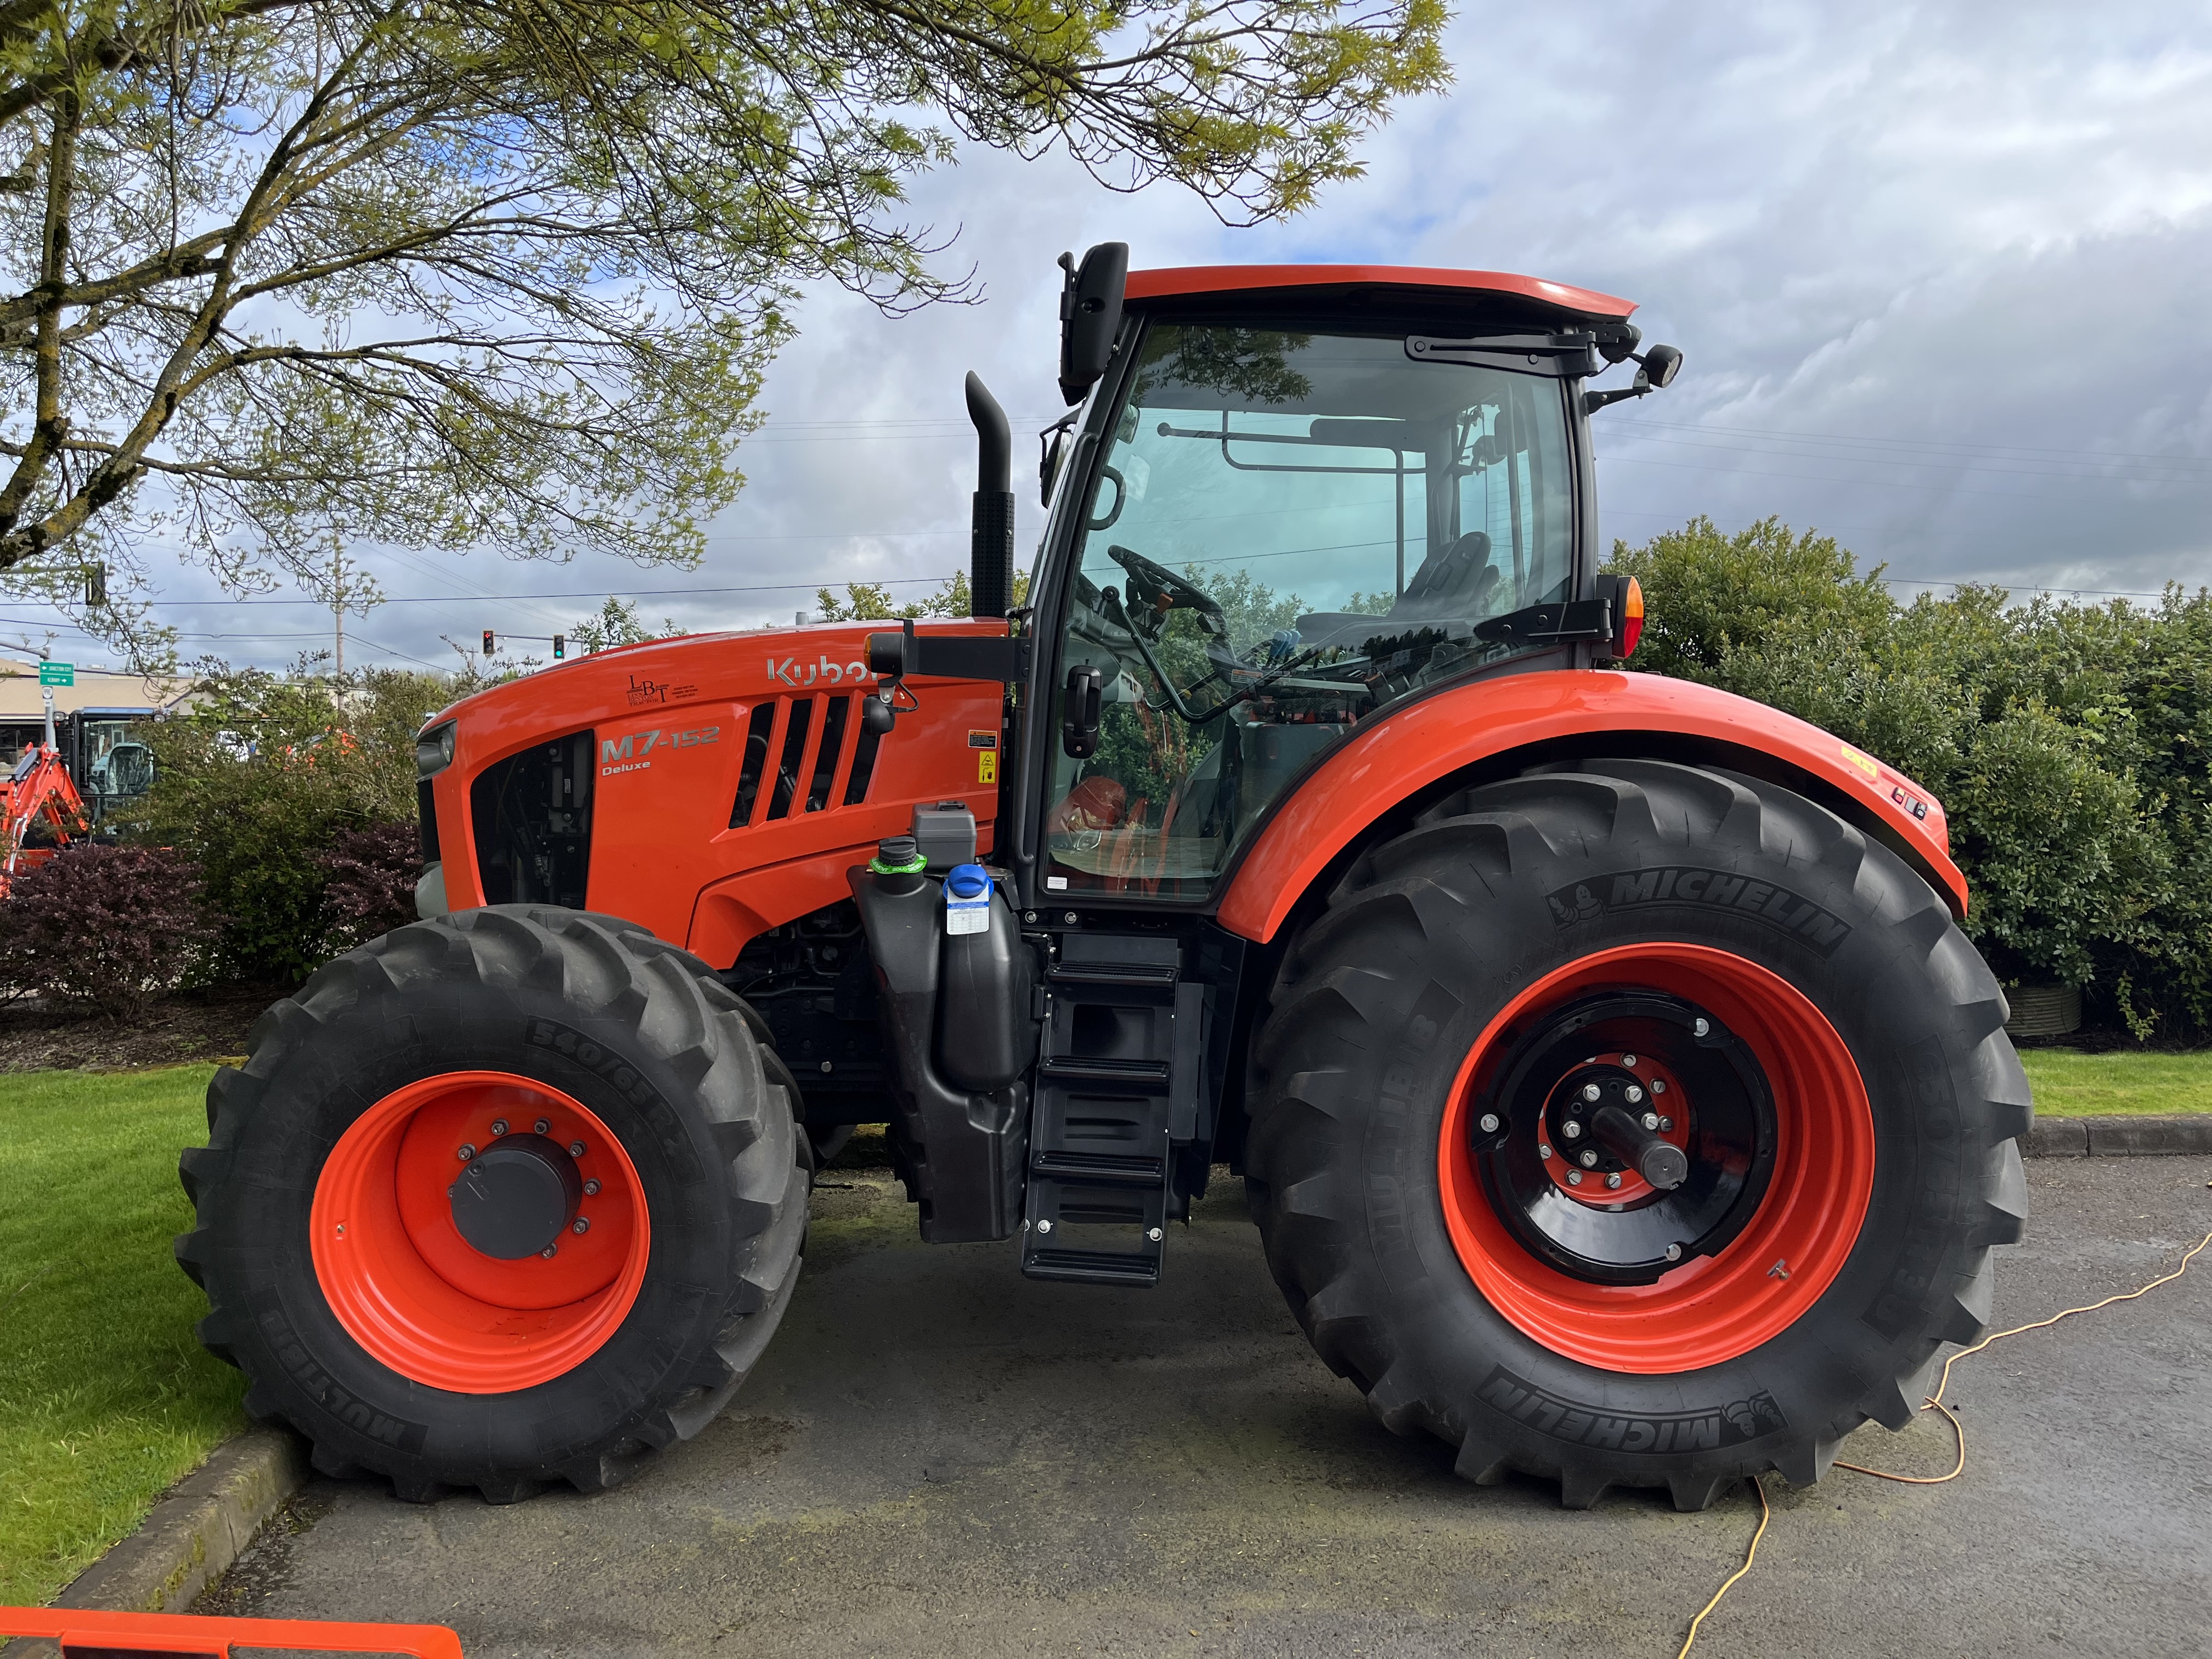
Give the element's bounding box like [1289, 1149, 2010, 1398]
[1058, 242, 1128, 405]
[1062, 664, 1103, 758]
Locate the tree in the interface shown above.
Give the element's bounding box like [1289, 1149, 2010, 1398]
[0, 1, 1449, 660]
[569, 595, 684, 652]
[812, 567, 1029, 622]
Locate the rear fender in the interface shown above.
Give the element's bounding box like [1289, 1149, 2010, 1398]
[1215, 669, 1965, 944]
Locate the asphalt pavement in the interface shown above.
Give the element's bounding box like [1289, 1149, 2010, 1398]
[198, 1155, 2212, 1658]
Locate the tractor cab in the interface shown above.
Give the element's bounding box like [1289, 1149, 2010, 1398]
[1015, 259, 1658, 906]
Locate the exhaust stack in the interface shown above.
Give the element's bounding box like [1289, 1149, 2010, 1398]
[965, 371, 1014, 619]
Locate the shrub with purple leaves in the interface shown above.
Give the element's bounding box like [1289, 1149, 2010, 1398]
[0, 843, 216, 1019]
[318, 822, 422, 955]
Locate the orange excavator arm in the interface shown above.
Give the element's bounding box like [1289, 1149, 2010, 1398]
[1, 734, 89, 894]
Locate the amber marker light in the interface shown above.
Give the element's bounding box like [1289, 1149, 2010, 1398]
[1618, 577, 1645, 658]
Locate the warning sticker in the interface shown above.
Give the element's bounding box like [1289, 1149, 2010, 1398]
[968, 730, 998, 749]
[978, 751, 997, 785]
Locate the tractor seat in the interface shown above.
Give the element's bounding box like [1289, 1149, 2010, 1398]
[1293, 531, 1501, 648]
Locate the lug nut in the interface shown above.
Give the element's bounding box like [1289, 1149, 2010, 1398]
[1538, 1143, 1554, 1160]
[1693, 1018, 1709, 1037]
[1606, 1172, 1623, 1189]
[568, 1141, 586, 1158]
[1651, 1079, 1667, 1095]
[1579, 1149, 1599, 1167]
[534, 1118, 551, 1135]
[539, 1244, 557, 1259]
[1625, 1084, 1645, 1104]
[1621, 1054, 1638, 1068]
[1581, 1083, 1602, 1103]
[1664, 1243, 1683, 1262]
[1562, 1119, 1582, 1139]
[456, 1143, 477, 1161]
[583, 1178, 601, 1197]
[1478, 1113, 1501, 1133]
[1566, 1170, 1584, 1186]
[1660, 1116, 1674, 1132]
[572, 1217, 590, 1234]
[1642, 1111, 1661, 1131]
[490, 1119, 509, 1137]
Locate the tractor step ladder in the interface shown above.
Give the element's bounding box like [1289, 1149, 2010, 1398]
[1022, 933, 1201, 1286]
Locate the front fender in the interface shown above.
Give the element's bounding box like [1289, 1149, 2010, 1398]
[1215, 669, 1963, 944]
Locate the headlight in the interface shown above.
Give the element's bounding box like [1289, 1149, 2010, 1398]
[415, 720, 456, 779]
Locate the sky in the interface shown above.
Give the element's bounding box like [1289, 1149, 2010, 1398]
[15, 0, 2212, 676]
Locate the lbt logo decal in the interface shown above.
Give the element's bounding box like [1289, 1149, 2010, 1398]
[768, 654, 867, 687]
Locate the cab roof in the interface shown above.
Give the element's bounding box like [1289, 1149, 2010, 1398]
[1125, 264, 1635, 321]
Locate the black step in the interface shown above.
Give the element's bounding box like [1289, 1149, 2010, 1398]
[1019, 1172, 1166, 1285]
[1039, 1053, 1172, 1085]
[1050, 933, 1180, 986]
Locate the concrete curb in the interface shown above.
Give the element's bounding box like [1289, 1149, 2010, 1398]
[2025, 1115, 2212, 1158]
[4, 1427, 306, 1656]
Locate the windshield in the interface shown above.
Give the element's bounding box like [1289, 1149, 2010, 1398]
[1045, 323, 1578, 901]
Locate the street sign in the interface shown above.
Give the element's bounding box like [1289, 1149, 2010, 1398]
[38, 662, 72, 687]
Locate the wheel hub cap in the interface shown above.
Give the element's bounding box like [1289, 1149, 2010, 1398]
[450, 1133, 582, 1260]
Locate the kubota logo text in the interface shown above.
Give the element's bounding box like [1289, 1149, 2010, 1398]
[600, 725, 719, 776]
[768, 654, 867, 687]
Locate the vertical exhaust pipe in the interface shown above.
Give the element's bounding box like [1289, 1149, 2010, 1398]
[966, 371, 1014, 619]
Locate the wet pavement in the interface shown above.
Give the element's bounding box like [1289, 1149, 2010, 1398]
[196, 1155, 2212, 1658]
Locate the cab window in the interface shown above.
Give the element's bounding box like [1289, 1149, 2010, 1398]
[1046, 324, 1576, 900]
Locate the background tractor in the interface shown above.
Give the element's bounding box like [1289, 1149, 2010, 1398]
[177, 249, 2029, 1512]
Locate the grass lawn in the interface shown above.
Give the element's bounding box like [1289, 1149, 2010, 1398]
[2018, 1047, 2212, 1116]
[0, 1064, 244, 1606]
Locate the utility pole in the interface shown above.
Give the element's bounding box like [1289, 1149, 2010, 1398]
[332, 538, 346, 680]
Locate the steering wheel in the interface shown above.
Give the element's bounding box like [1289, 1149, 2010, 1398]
[1106, 544, 1226, 642]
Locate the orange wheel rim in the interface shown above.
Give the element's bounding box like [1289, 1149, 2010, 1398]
[309, 1071, 651, 1393]
[1438, 944, 1875, 1373]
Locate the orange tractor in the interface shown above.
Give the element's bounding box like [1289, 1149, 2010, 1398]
[1, 691, 89, 895]
[177, 251, 2028, 1513]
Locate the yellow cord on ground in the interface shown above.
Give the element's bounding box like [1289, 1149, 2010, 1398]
[1673, 1475, 1769, 1659]
[1674, 1227, 2211, 1654]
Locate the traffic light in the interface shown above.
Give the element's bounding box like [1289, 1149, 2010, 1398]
[481, 629, 495, 655]
[552, 634, 565, 660]
[84, 562, 106, 607]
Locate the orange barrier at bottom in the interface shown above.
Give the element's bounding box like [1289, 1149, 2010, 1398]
[0, 1607, 463, 1658]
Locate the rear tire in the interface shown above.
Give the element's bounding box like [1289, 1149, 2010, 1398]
[176, 906, 808, 1503]
[1245, 760, 2029, 1509]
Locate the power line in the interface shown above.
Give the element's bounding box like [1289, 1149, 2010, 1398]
[68, 574, 961, 609]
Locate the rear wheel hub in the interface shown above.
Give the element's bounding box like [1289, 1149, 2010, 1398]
[1475, 993, 1777, 1285]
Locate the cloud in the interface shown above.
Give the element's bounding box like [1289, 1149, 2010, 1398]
[118, 0, 2212, 672]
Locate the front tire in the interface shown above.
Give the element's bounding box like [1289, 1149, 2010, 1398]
[1245, 760, 2029, 1510]
[176, 906, 809, 1503]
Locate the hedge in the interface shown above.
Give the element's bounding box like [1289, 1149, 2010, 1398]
[1609, 517, 2212, 1040]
